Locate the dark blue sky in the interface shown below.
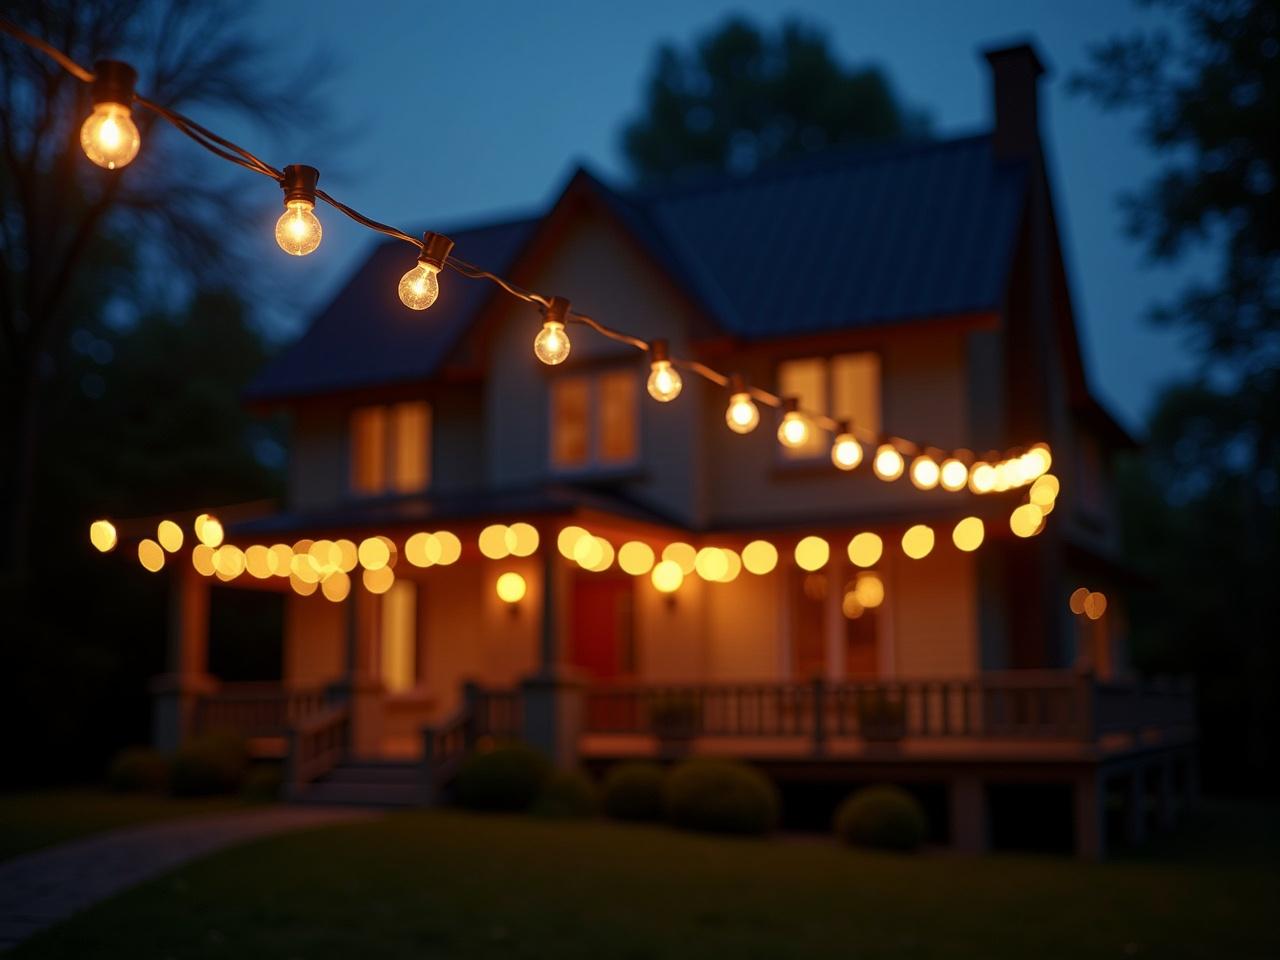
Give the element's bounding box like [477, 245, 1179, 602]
[243, 0, 1207, 432]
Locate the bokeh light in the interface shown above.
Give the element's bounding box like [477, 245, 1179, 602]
[795, 536, 830, 571]
[618, 541, 655, 576]
[901, 525, 935, 559]
[847, 532, 883, 568]
[496, 572, 527, 603]
[742, 540, 778, 575]
[951, 516, 985, 552]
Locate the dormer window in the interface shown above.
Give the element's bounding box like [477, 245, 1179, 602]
[349, 401, 431, 496]
[550, 369, 638, 473]
[777, 353, 881, 460]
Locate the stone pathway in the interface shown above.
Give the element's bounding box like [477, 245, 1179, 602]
[0, 805, 378, 951]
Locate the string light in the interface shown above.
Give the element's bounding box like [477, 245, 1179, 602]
[969, 462, 996, 493]
[1010, 503, 1045, 538]
[909, 455, 940, 490]
[741, 540, 778, 575]
[901, 524, 935, 559]
[776, 397, 812, 449]
[79, 61, 140, 170]
[847, 532, 883, 568]
[725, 375, 760, 434]
[398, 232, 453, 310]
[89, 519, 117, 553]
[939, 458, 969, 491]
[534, 296, 572, 365]
[951, 516, 985, 552]
[831, 425, 863, 471]
[646, 339, 682, 402]
[275, 164, 322, 256]
[872, 444, 905, 481]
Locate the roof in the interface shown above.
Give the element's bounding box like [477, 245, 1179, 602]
[248, 134, 1030, 402]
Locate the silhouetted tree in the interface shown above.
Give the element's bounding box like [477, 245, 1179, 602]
[622, 16, 930, 185]
[1075, 0, 1280, 789]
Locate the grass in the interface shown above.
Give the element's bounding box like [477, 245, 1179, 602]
[0, 789, 242, 862]
[12, 800, 1278, 959]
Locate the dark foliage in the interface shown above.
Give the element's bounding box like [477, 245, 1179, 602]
[108, 747, 170, 793]
[169, 730, 247, 796]
[454, 743, 551, 812]
[834, 785, 927, 852]
[601, 761, 666, 822]
[662, 758, 780, 835]
[532, 769, 598, 819]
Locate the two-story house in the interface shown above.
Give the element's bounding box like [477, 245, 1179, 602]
[132, 43, 1194, 857]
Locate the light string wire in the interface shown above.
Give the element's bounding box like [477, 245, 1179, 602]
[3, 19, 1048, 474]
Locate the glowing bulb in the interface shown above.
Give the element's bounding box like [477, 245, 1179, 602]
[794, 536, 830, 571]
[496, 572, 527, 603]
[969, 462, 996, 493]
[398, 262, 440, 310]
[157, 520, 184, 553]
[909, 456, 940, 490]
[80, 102, 140, 170]
[534, 320, 570, 365]
[872, 444, 905, 481]
[742, 540, 778, 575]
[939, 458, 969, 491]
[853, 572, 885, 609]
[952, 516, 985, 552]
[847, 532, 883, 568]
[138, 538, 165, 572]
[647, 360, 683, 402]
[275, 200, 322, 256]
[1010, 503, 1045, 538]
[89, 519, 117, 553]
[725, 392, 759, 434]
[618, 541, 655, 575]
[651, 560, 684, 593]
[901, 525, 935, 559]
[831, 433, 863, 470]
[777, 411, 811, 448]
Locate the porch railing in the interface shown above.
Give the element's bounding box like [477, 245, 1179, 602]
[285, 703, 350, 790]
[193, 682, 330, 737]
[421, 683, 520, 795]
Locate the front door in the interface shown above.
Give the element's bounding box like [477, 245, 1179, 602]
[570, 574, 635, 680]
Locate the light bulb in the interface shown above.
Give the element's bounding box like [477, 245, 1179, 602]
[872, 444, 905, 481]
[831, 433, 863, 470]
[969, 462, 996, 493]
[725, 392, 759, 434]
[398, 262, 440, 310]
[275, 200, 322, 256]
[80, 102, 140, 170]
[777, 411, 811, 448]
[939, 458, 969, 491]
[534, 320, 570, 364]
[910, 455, 940, 490]
[647, 359, 682, 402]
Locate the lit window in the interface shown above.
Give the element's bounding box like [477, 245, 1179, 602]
[777, 353, 880, 459]
[380, 579, 417, 694]
[349, 401, 431, 496]
[550, 369, 638, 471]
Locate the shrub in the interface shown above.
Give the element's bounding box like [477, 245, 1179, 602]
[109, 747, 170, 793]
[601, 761, 666, 821]
[533, 769, 598, 818]
[170, 730, 248, 796]
[663, 758, 780, 835]
[834, 785, 927, 852]
[241, 765, 283, 803]
[455, 742, 550, 812]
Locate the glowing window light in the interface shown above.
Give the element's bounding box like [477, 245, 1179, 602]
[245, 544, 273, 579]
[507, 522, 539, 557]
[479, 524, 511, 560]
[433, 531, 462, 565]
[196, 514, 224, 548]
[1084, 591, 1108, 620]
[1030, 474, 1060, 506]
[138, 538, 165, 573]
[853, 571, 885, 608]
[289, 572, 318, 596]
[1069, 587, 1090, 615]
[694, 547, 729, 582]
[618, 541, 655, 576]
[557, 526, 589, 560]
[358, 536, 390, 570]
[405, 532, 439, 568]
[157, 520, 184, 553]
[496, 572, 527, 603]
[662, 542, 697, 575]
[719, 549, 742, 582]
[969, 462, 996, 494]
[651, 560, 684, 593]
[794, 536, 830, 571]
[89, 519, 117, 553]
[847, 532, 883, 568]
[939, 459, 969, 492]
[212, 544, 245, 578]
[909, 456, 940, 490]
[363, 566, 395, 595]
[741, 540, 778, 575]
[831, 433, 863, 470]
[191, 544, 216, 577]
[872, 444, 905, 481]
[322, 570, 351, 603]
[1009, 504, 1044, 538]
[951, 517, 985, 552]
[901, 525, 935, 559]
[268, 543, 293, 576]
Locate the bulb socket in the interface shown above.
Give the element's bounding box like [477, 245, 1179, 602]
[280, 164, 320, 206]
[91, 60, 137, 106]
[418, 231, 454, 270]
[728, 373, 747, 394]
[781, 396, 800, 415]
[649, 339, 670, 364]
[544, 295, 571, 325]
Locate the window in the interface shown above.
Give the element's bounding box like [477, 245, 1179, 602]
[380, 580, 417, 693]
[349, 401, 431, 495]
[550, 369, 638, 471]
[777, 353, 881, 459]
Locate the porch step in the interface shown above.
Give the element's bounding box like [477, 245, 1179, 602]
[297, 760, 429, 808]
[324, 761, 426, 786]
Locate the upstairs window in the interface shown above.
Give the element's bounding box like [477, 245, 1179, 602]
[550, 369, 638, 472]
[350, 401, 431, 496]
[777, 353, 881, 459]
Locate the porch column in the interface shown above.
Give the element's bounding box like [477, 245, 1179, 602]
[345, 590, 384, 758]
[950, 775, 988, 855]
[151, 563, 214, 750]
[1073, 769, 1107, 860]
[520, 543, 583, 768]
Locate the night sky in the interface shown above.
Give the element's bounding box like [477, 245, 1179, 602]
[238, 0, 1208, 433]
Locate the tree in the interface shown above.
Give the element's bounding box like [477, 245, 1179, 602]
[1074, 0, 1280, 789]
[621, 16, 930, 185]
[0, 0, 321, 579]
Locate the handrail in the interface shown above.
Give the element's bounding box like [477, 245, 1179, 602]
[420, 685, 520, 802]
[194, 682, 330, 736]
[285, 704, 350, 788]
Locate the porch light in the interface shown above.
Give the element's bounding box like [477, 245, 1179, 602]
[968, 462, 996, 493]
[79, 61, 140, 169]
[872, 444, 905, 481]
[137, 538, 165, 572]
[794, 536, 829, 571]
[534, 297, 572, 365]
[909, 455, 940, 490]
[831, 426, 863, 470]
[742, 539, 778, 575]
[847, 532, 883, 568]
[776, 397, 812, 448]
[496, 572, 526, 603]
[725, 375, 759, 434]
[939, 458, 969, 491]
[275, 164, 323, 256]
[1009, 503, 1044, 538]
[951, 516, 985, 552]
[646, 340, 683, 402]
[901, 525, 935, 559]
[89, 519, 117, 553]
[618, 541, 655, 575]
[398, 232, 453, 310]
[651, 559, 683, 593]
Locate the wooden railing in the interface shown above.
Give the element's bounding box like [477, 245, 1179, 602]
[285, 704, 350, 788]
[194, 683, 330, 737]
[420, 684, 520, 797]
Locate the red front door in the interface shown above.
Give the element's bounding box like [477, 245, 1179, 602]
[570, 574, 634, 680]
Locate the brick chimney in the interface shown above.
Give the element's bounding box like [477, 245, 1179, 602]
[983, 42, 1047, 159]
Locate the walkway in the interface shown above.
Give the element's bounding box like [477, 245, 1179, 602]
[0, 805, 377, 951]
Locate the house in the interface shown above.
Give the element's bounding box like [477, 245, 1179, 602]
[132, 42, 1195, 857]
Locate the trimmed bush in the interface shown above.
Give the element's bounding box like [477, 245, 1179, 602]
[834, 785, 927, 852]
[663, 758, 780, 835]
[455, 742, 550, 812]
[109, 747, 170, 793]
[533, 769, 598, 818]
[601, 761, 665, 821]
[170, 730, 248, 796]
[241, 765, 283, 803]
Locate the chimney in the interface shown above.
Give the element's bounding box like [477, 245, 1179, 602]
[983, 42, 1047, 159]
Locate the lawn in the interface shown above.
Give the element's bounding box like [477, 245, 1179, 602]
[0, 790, 241, 862]
[12, 801, 1278, 959]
